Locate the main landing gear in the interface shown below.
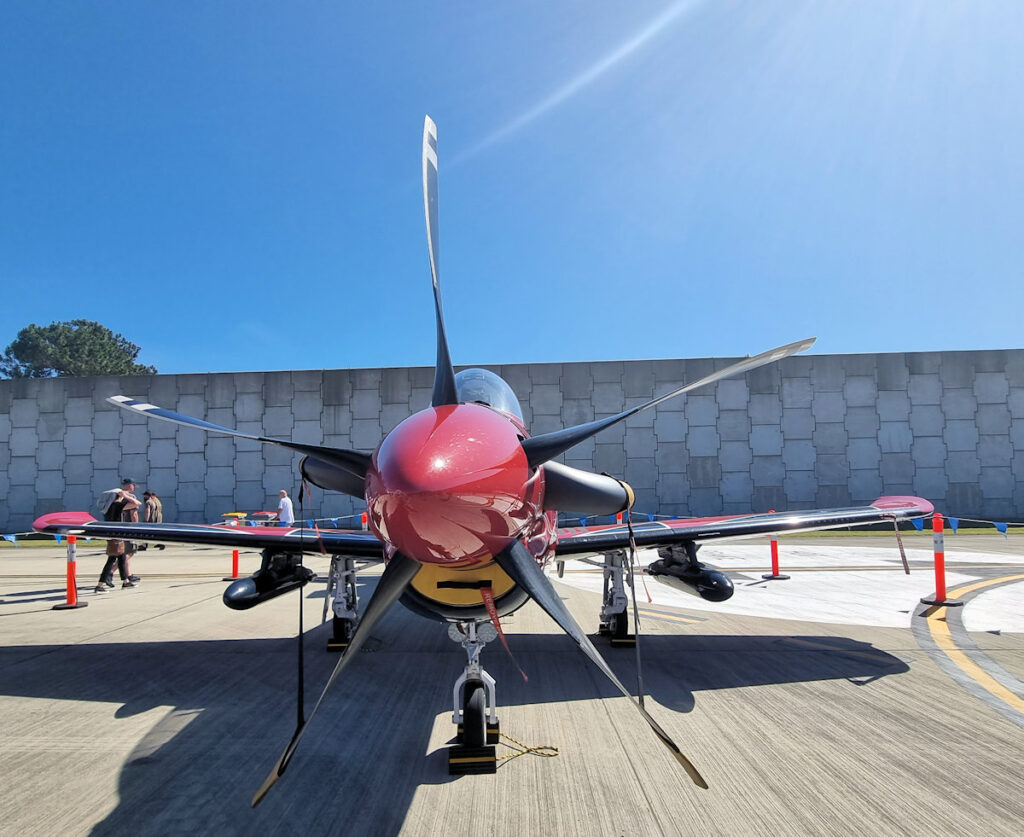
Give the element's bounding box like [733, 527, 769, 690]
[597, 550, 635, 647]
[447, 620, 500, 774]
[324, 555, 361, 652]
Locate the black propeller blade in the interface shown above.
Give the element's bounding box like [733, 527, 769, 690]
[107, 395, 371, 480]
[494, 540, 708, 788]
[251, 552, 421, 807]
[521, 337, 816, 469]
[422, 115, 459, 408]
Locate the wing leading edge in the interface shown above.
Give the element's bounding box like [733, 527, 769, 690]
[553, 495, 934, 557]
[33, 512, 385, 558]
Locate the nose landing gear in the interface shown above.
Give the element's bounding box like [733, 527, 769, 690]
[447, 620, 500, 774]
[598, 550, 636, 647]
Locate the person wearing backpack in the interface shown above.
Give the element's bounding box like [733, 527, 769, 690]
[95, 479, 142, 592]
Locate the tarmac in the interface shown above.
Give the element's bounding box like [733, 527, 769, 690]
[1, 532, 1023, 836]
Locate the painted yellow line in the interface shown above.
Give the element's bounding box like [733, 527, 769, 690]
[636, 609, 703, 625]
[926, 574, 1024, 716]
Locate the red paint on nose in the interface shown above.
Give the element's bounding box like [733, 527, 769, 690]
[365, 404, 541, 565]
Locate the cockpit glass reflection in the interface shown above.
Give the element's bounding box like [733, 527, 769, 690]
[454, 368, 523, 420]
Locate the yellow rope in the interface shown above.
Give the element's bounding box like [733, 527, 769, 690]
[496, 732, 560, 762]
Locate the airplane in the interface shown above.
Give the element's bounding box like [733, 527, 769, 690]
[34, 115, 933, 806]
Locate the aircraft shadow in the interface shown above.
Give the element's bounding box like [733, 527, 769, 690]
[0, 578, 908, 835]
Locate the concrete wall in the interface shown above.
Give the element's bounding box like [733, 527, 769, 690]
[2, 349, 1024, 533]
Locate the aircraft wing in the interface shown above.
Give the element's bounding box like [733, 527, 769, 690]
[553, 495, 934, 556]
[33, 512, 385, 558]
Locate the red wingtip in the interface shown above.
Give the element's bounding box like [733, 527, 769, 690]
[872, 496, 935, 515]
[33, 511, 98, 530]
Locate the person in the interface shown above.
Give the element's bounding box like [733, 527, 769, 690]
[142, 490, 166, 550]
[277, 489, 294, 527]
[95, 479, 142, 592]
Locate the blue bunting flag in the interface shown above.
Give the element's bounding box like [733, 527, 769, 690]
[948, 517, 959, 533]
[911, 518, 925, 531]
[995, 522, 1008, 536]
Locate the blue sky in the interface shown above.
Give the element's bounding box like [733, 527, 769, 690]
[2, 1, 1022, 376]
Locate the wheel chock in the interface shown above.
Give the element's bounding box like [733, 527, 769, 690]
[448, 745, 497, 775]
[455, 720, 500, 745]
[610, 634, 636, 648]
[598, 624, 611, 636]
[326, 638, 349, 653]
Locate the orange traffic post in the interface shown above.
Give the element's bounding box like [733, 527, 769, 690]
[53, 535, 88, 611]
[921, 512, 962, 607]
[361, 512, 368, 531]
[223, 549, 240, 582]
[762, 510, 790, 580]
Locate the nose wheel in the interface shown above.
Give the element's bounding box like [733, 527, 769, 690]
[448, 620, 500, 773]
[598, 550, 636, 647]
[324, 556, 360, 652]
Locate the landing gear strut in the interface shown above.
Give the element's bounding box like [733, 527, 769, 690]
[447, 620, 499, 773]
[598, 550, 635, 647]
[324, 555, 360, 652]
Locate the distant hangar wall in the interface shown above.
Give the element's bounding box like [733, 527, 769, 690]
[2, 349, 1023, 534]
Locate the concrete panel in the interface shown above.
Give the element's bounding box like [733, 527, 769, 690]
[323, 405, 352, 436]
[685, 396, 717, 427]
[10, 399, 40, 427]
[292, 370, 322, 393]
[1009, 388, 1024, 418]
[876, 391, 910, 422]
[657, 473, 690, 504]
[688, 487, 723, 515]
[206, 466, 236, 496]
[815, 485, 852, 507]
[1013, 419, 1024, 451]
[977, 404, 1011, 436]
[65, 397, 95, 426]
[560, 365, 593, 399]
[751, 456, 784, 486]
[781, 378, 812, 408]
[812, 423, 848, 455]
[528, 363, 560, 386]
[206, 375, 236, 409]
[176, 453, 208, 483]
[811, 356, 845, 392]
[262, 466, 298, 496]
[623, 398, 655, 429]
[62, 426, 93, 456]
[848, 470, 883, 501]
[263, 406, 294, 437]
[0, 442, 8, 471]
[292, 391, 322, 422]
[721, 472, 753, 504]
[746, 363, 781, 395]
[64, 455, 94, 485]
[350, 389, 381, 420]
[622, 361, 655, 398]
[879, 453, 914, 484]
[687, 426, 720, 456]
[941, 389, 977, 421]
[782, 440, 816, 471]
[624, 428, 656, 459]
[38, 413, 65, 443]
[848, 438, 882, 469]
[532, 384, 563, 416]
[843, 376, 877, 407]
[9, 426, 39, 455]
[978, 436, 1012, 466]
[381, 404, 408, 434]
[176, 427, 206, 454]
[911, 437, 947, 468]
[719, 441, 753, 472]
[93, 411, 121, 441]
[975, 372, 1010, 405]
[946, 483, 983, 515]
[264, 373, 294, 407]
[530, 415, 563, 436]
[909, 406, 944, 437]
[781, 409, 813, 440]
[946, 452, 981, 482]
[379, 369, 411, 404]
[750, 425, 782, 456]
[907, 352, 941, 374]
[205, 437, 235, 467]
[234, 452, 265, 483]
[716, 379, 748, 410]
[9, 456, 37, 485]
[815, 455, 850, 485]
[686, 456, 721, 489]
[752, 485, 787, 511]
[624, 458, 657, 489]
[593, 444, 625, 475]
[562, 398, 593, 427]
[939, 353, 976, 388]
[323, 371, 353, 406]
[264, 445, 297, 467]
[147, 439, 178, 469]
[845, 407, 880, 439]
[878, 422, 913, 453]
[292, 421, 323, 445]
[592, 382, 624, 413]
[784, 471, 816, 502]
[748, 394, 782, 425]
[36, 441, 65, 470]
[944, 420, 980, 452]
[978, 467, 1014, 499]
[175, 482, 207, 513]
[875, 353, 909, 390]
[811, 392, 846, 425]
[120, 425, 150, 455]
[908, 375, 941, 405]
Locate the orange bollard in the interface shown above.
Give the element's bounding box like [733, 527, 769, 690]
[921, 513, 962, 607]
[615, 512, 623, 525]
[762, 511, 790, 580]
[53, 535, 88, 610]
[223, 549, 240, 582]
[361, 512, 368, 531]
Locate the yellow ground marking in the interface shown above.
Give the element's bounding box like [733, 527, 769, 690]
[926, 573, 1024, 716]
[636, 608, 703, 625]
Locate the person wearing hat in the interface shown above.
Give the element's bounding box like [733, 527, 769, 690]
[95, 479, 142, 592]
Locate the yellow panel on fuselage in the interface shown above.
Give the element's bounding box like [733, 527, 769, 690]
[409, 559, 517, 607]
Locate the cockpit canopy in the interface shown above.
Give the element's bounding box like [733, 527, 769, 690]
[455, 368, 523, 420]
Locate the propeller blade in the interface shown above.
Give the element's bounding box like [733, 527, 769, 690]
[252, 552, 421, 807]
[521, 337, 815, 468]
[422, 115, 459, 408]
[107, 395, 371, 480]
[494, 540, 708, 788]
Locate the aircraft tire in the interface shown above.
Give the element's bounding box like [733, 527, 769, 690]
[462, 679, 487, 749]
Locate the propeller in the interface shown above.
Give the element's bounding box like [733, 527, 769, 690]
[423, 115, 458, 408]
[494, 539, 708, 788]
[521, 337, 816, 469]
[251, 552, 421, 807]
[106, 395, 371, 484]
